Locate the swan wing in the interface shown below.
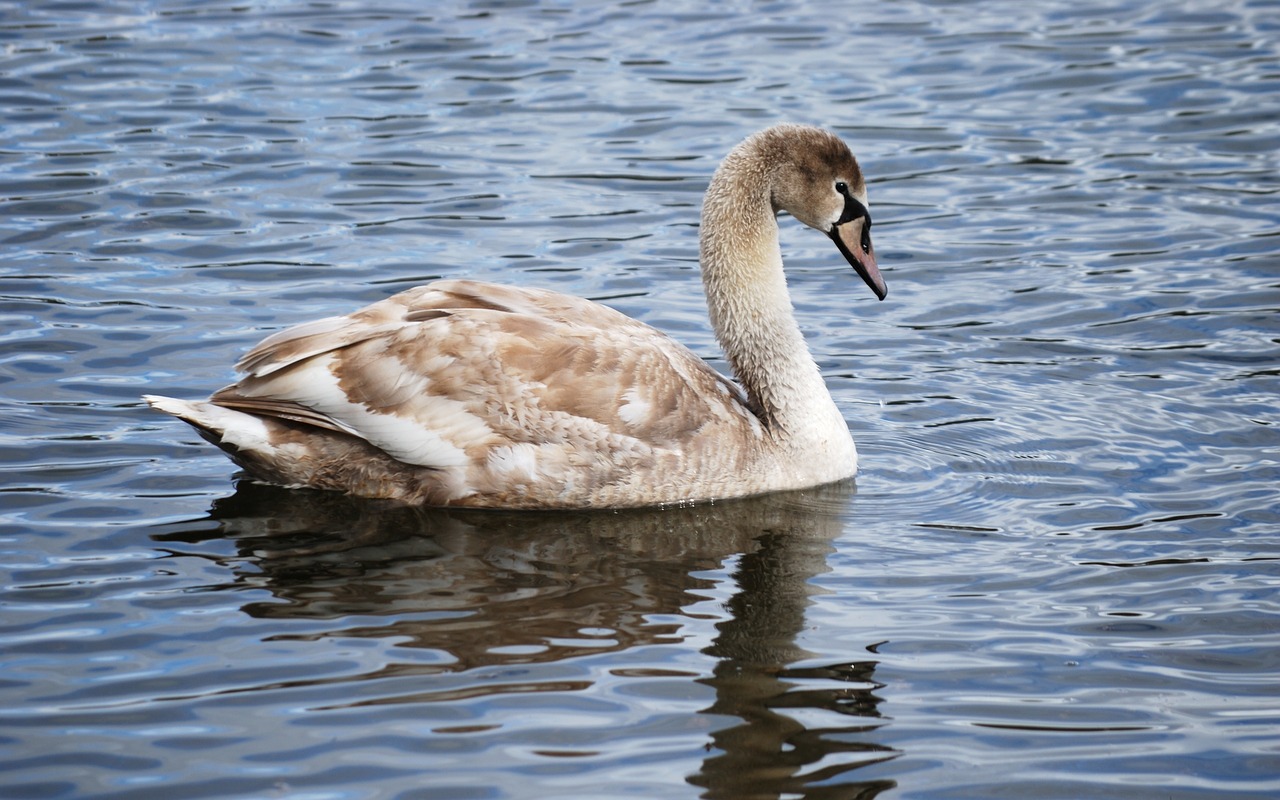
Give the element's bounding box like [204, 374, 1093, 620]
[212, 280, 760, 472]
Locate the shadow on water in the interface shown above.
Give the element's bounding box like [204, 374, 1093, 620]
[153, 480, 897, 799]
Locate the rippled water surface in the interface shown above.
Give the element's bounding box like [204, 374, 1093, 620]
[3, 1, 1279, 797]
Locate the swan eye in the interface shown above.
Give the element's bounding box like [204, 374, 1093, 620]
[834, 181, 848, 195]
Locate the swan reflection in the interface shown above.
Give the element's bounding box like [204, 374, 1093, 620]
[158, 480, 897, 797]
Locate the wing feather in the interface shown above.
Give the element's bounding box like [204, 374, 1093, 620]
[214, 280, 761, 473]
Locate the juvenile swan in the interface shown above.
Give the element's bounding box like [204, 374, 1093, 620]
[145, 124, 887, 508]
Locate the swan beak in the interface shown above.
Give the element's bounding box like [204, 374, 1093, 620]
[830, 219, 887, 300]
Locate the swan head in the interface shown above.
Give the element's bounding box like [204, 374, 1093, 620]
[762, 125, 887, 301]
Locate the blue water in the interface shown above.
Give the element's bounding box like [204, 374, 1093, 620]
[2, 1, 1278, 798]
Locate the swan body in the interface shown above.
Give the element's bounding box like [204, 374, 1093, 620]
[146, 124, 886, 508]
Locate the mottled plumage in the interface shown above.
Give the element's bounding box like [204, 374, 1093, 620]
[145, 124, 887, 508]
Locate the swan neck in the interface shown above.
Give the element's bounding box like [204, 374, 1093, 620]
[699, 153, 836, 433]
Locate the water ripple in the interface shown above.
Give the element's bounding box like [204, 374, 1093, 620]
[2, 1, 1278, 798]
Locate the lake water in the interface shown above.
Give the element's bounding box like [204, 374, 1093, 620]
[2, 0, 1278, 797]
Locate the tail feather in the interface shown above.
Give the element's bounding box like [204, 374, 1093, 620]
[143, 394, 454, 502]
[143, 394, 273, 454]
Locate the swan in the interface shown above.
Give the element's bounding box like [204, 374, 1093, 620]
[145, 124, 887, 508]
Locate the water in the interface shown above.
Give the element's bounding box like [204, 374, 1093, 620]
[2, 0, 1278, 797]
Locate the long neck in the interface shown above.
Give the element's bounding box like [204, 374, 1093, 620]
[698, 152, 841, 438]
